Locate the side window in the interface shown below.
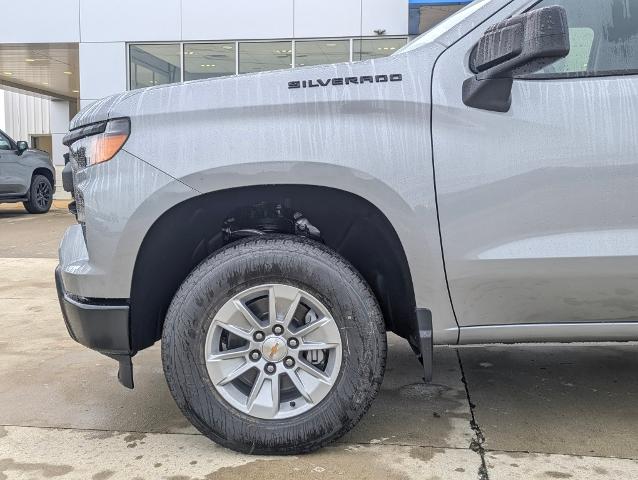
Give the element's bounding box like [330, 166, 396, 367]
[527, 0, 637, 78]
[0, 133, 12, 151]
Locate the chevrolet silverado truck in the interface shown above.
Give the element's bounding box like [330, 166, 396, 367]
[56, 0, 638, 454]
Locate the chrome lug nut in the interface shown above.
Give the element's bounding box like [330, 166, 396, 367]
[272, 324, 284, 335]
[283, 357, 295, 368]
[249, 350, 261, 362]
[264, 363, 277, 374]
[287, 337, 299, 348]
[253, 331, 265, 342]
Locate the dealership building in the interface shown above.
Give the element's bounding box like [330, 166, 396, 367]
[0, 0, 468, 178]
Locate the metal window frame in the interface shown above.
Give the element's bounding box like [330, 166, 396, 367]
[127, 36, 408, 90]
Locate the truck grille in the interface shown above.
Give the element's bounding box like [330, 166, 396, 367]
[67, 148, 85, 224]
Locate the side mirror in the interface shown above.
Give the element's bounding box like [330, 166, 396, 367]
[16, 141, 28, 154]
[462, 6, 570, 112]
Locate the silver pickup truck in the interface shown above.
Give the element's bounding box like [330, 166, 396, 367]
[56, 0, 638, 454]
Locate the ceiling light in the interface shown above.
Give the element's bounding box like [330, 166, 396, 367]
[3, 72, 12, 76]
[42, 82, 48, 85]
[326, 43, 337, 47]
[72, 90, 79, 93]
[25, 58, 35, 62]
[64, 71, 72, 75]
[222, 45, 233, 50]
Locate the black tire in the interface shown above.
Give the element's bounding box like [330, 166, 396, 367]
[23, 174, 53, 214]
[161, 235, 386, 454]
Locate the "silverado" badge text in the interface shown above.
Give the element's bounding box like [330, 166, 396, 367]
[288, 74, 402, 89]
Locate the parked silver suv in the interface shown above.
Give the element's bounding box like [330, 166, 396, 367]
[0, 129, 55, 213]
[56, 0, 638, 454]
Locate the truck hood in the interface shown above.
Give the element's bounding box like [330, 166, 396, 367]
[69, 91, 142, 130]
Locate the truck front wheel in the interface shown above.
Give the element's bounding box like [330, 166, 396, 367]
[161, 235, 386, 454]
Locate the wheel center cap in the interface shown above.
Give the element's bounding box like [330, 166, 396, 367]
[261, 337, 287, 362]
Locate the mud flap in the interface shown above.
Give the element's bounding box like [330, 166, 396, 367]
[112, 354, 134, 389]
[416, 309, 433, 383]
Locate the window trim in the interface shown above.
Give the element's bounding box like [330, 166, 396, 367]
[0, 129, 16, 151]
[516, 0, 638, 81]
[127, 36, 408, 90]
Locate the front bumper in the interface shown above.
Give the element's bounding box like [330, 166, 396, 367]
[55, 266, 135, 388]
[55, 266, 131, 355]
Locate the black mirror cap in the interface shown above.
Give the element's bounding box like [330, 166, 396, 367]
[16, 141, 28, 154]
[463, 6, 570, 112]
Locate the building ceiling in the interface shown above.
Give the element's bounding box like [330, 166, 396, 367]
[0, 43, 79, 100]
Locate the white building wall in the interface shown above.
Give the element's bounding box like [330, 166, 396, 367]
[2, 90, 50, 142]
[362, 0, 409, 36]
[79, 43, 127, 106]
[294, 0, 361, 38]
[79, 0, 181, 42]
[0, 0, 80, 43]
[0, 93, 5, 132]
[182, 0, 294, 40]
[50, 100, 70, 167]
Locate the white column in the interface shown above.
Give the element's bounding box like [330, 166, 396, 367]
[0, 91, 5, 132]
[50, 100, 70, 167]
[79, 42, 127, 108]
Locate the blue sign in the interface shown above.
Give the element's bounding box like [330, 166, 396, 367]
[409, 0, 470, 4]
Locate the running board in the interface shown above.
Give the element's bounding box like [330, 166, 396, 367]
[416, 308, 433, 383]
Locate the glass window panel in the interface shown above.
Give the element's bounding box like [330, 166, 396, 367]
[353, 38, 407, 61]
[239, 41, 292, 74]
[129, 44, 181, 90]
[0, 132, 12, 150]
[295, 40, 350, 67]
[184, 43, 236, 80]
[529, 0, 638, 77]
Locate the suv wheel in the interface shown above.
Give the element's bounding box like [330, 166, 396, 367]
[161, 235, 386, 454]
[23, 174, 53, 214]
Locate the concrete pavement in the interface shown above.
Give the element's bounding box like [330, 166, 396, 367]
[1, 206, 638, 479]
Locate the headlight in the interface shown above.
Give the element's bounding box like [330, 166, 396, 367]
[64, 118, 130, 168]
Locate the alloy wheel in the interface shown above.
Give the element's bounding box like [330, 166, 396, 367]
[204, 284, 342, 420]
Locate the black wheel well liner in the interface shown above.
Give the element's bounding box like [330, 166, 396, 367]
[129, 185, 417, 352]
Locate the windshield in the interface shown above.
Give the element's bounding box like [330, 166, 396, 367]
[396, 0, 495, 54]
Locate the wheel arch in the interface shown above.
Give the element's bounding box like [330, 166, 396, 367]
[31, 167, 55, 190]
[129, 185, 418, 352]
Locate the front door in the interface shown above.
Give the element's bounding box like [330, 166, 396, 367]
[432, 0, 638, 340]
[0, 131, 22, 195]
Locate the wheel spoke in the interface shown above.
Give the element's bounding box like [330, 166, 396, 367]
[217, 361, 254, 386]
[297, 341, 340, 352]
[287, 369, 315, 403]
[269, 376, 281, 416]
[246, 371, 267, 411]
[282, 291, 302, 329]
[268, 286, 277, 325]
[297, 360, 332, 385]
[294, 316, 331, 338]
[207, 347, 250, 363]
[219, 322, 253, 341]
[233, 299, 263, 330]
